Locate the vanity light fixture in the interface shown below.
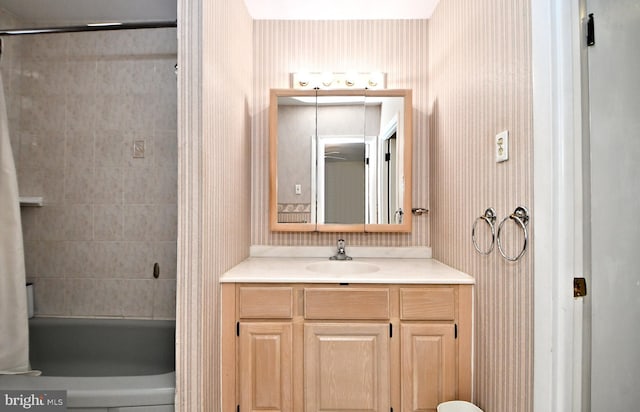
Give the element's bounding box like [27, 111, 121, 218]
[291, 72, 387, 90]
[321, 71, 334, 87]
[295, 72, 310, 87]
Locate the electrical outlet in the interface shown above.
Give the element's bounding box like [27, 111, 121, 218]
[496, 130, 509, 163]
[295, 184, 302, 195]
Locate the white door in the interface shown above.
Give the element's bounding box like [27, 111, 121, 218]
[587, 1, 640, 410]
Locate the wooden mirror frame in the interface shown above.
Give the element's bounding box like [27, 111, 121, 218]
[269, 88, 412, 233]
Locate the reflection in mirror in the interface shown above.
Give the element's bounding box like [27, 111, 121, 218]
[364, 95, 406, 225]
[319, 138, 365, 224]
[276, 95, 315, 225]
[270, 89, 412, 232]
[316, 94, 367, 226]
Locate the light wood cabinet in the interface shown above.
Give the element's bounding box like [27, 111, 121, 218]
[401, 324, 456, 412]
[238, 322, 293, 412]
[222, 283, 472, 412]
[305, 323, 390, 412]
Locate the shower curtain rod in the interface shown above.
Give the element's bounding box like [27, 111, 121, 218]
[0, 20, 176, 36]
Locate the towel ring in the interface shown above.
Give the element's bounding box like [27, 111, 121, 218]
[497, 206, 529, 262]
[472, 208, 497, 255]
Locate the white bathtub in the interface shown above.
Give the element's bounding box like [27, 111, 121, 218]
[0, 318, 175, 411]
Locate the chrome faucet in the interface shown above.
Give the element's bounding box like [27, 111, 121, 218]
[329, 239, 352, 260]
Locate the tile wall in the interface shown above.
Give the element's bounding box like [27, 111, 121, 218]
[1, 9, 178, 318]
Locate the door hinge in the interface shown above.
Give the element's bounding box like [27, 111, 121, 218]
[587, 13, 595, 46]
[237, 405, 240, 412]
[391, 408, 394, 412]
[454, 323, 458, 339]
[236, 321, 240, 336]
[385, 153, 391, 162]
[574, 277, 588, 297]
[389, 323, 393, 338]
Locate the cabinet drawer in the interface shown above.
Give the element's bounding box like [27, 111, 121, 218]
[239, 287, 293, 319]
[400, 288, 455, 320]
[304, 288, 390, 320]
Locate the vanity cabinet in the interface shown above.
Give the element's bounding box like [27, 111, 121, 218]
[303, 287, 391, 412]
[222, 284, 472, 412]
[238, 322, 293, 412]
[401, 324, 456, 411]
[305, 323, 390, 412]
[399, 288, 458, 411]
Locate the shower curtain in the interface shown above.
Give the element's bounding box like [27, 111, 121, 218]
[0, 72, 30, 374]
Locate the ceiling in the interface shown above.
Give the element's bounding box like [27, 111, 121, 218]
[0, 0, 439, 25]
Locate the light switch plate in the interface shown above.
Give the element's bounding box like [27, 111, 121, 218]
[295, 184, 302, 195]
[496, 130, 509, 163]
[133, 139, 145, 158]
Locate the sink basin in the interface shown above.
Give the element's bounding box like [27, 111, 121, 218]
[305, 261, 380, 275]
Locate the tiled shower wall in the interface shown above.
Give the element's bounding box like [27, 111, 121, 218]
[1, 11, 178, 318]
[429, 1, 534, 411]
[252, 20, 430, 247]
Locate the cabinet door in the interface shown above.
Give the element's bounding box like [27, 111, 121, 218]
[304, 323, 390, 412]
[401, 324, 456, 412]
[239, 323, 293, 412]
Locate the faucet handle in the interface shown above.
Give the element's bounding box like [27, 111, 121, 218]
[329, 239, 352, 260]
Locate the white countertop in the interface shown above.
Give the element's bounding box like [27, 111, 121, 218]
[220, 257, 475, 284]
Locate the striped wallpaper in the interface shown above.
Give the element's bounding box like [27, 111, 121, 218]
[429, 1, 534, 412]
[176, 0, 253, 410]
[177, 4, 533, 411]
[251, 20, 430, 247]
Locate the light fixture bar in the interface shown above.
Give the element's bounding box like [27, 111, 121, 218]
[291, 72, 387, 90]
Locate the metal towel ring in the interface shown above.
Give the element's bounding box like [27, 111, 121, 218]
[497, 206, 530, 262]
[472, 208, 497, 255]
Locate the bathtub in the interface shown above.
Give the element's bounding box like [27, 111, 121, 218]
[0, 318, 175, 411]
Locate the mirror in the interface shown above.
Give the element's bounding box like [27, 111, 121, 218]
[269, 88, 412, 232]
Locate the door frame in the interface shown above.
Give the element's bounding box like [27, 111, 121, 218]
[532, 0, 588, 411]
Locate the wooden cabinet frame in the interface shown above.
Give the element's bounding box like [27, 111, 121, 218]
[222, 283, 473, 412]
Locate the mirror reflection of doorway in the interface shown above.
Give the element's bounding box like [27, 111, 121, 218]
[382, 132, 397, 224]
[376, 114, 401, 225]
[318, 137, 366, 224]
[315, 131, 400, 225]
[324, 139, 365, 224]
